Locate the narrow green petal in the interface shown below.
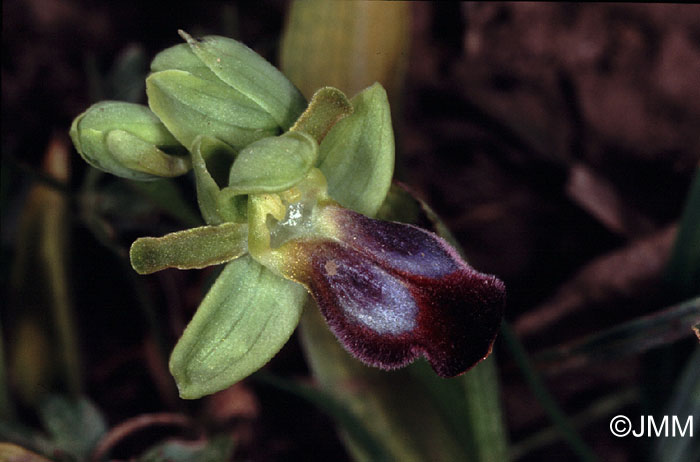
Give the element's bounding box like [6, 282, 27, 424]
[106, 130, 190, 177]
[190, 135, 243, 225]
[226, 131, 318, 194]
[179, 30, 307, 130]
[290, 87, 353, 143]
[146, 69, 279, 150]
[169, 255, 307, 399]
[129, 222, 248, 274]
[318, 83, 394, 217]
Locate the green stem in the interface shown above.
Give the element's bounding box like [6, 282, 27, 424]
[501, 321, 598, 462]
[462, 355, 509, 462]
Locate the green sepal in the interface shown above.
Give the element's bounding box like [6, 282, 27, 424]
[318, 83, 394, 217]
[150, 43, 221, 82]
[69, 101, 188, 181]
[290, 87, 353, 143]
[179, 30, 307, 130]
[190, 136, 244, 225]
[146, 69, 279, 150]
[226, 131, 318, 194]
[129, 222, 248, 275]
[169, 255, 308, 399]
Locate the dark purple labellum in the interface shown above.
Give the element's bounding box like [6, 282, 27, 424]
[308, 207, 505, 377]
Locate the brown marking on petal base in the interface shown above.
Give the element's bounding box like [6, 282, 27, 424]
[324, 259, 339, 276]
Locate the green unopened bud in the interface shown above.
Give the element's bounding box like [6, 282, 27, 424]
[146, 70, 280, 151]
[175, 30, 307, 130]
[69, 101, 190, 181]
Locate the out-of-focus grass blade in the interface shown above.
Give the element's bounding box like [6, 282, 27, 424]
[8, 137, 81, 407]
[653, 347, 700, 462]
[511, 389, 639, 460]
[0, 443, 52, 462]
[254, 371, 391, 462]
[665, 165, 700, 298]
[281, 0, 410, 101]
[0, 319, 11, 420]
[535, 297, 700, 374]
[501, 323, 598, 462]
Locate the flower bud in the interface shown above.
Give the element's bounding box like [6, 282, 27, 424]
[177, 30, 307, 130]
[146, 69, 280, 151]
[69, 101, 190, 180]
[147, 31, 308, 149]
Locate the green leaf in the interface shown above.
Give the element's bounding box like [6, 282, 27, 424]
[169, 255, 307, 399]
[226, 131, 318, 194]
[653, 347, 700, 462]
[146, 69, 279, 150]
[460, 358, 510, 462]
[404, 358, 509, 462]
[70, 101, 188, 180]
[38, 395, 107, 460]
[179, 30, 307, 130]
[297, 305, 468, 462]
[665, 165, 700, 298]
[317, 83, 394, 217]
[190, 136, 242, 225]
[290, 86, 353, 143]
[534, 296, 700, 374]
[500, 323, 598, 462]
[139, 435, 235, 462]
[130, 223, 248, 274]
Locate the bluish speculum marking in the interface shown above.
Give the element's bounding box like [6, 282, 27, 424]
[319, 253, 418, 335]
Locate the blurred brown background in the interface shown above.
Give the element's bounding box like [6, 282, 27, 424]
[2, 2, 699, 461]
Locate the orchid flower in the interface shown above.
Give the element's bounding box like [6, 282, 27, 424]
[70, 32, 505, 399]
